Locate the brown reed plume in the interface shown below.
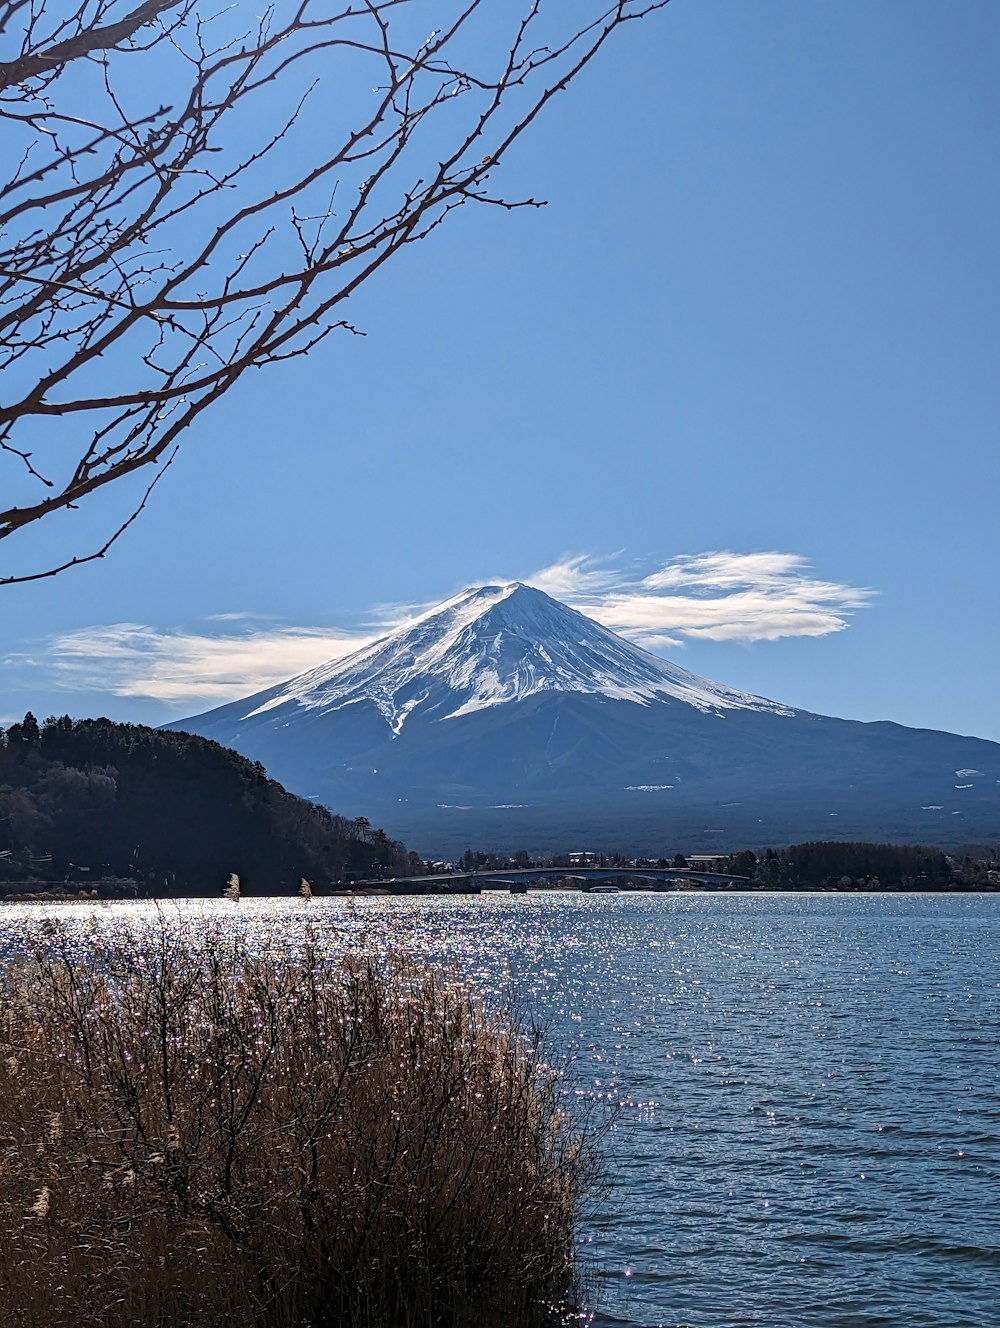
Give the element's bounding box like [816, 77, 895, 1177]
[0, 920, 601, 1326]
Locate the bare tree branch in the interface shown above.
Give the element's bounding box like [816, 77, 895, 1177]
[0, 0, 670, 583]
[0, 0, 187, 90]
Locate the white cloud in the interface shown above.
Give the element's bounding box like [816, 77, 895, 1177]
[203, 609, 281, 623]
[525, 551, 872, 646]
[526, 552, 628, 600]
[44, 623, 375, 708]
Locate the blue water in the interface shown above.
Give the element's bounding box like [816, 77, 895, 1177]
[2, 891, 997, 1327]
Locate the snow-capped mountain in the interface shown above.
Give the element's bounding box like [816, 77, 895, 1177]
[237, 583, 793, 731]
[172, 584, 1000, 855]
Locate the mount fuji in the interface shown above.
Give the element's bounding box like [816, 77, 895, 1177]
[171, 584, 1000, 855]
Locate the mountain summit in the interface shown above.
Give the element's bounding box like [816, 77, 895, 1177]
[236, 582, 792, 734]
[173, 585, 1000, 854]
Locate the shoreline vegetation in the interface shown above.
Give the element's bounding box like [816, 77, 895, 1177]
[0, 924, 598, 1327]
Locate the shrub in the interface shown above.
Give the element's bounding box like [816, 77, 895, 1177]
[0, 922, 596, 1326]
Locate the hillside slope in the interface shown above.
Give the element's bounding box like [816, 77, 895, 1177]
[0, 715, 423, 892]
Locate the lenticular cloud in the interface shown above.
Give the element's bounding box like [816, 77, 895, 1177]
[526, 551, 872, 646]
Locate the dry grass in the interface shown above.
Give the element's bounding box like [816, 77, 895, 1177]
[0, 922, 598, 1326]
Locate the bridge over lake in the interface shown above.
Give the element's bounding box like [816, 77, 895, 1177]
[354, 867, 752, 894]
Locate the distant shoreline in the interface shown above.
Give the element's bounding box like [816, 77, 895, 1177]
[2, 883, 997, 903]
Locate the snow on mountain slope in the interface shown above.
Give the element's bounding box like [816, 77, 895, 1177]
[239, 583, 794, 733]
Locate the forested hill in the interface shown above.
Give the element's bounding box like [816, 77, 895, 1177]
[0, 714, 425, 896]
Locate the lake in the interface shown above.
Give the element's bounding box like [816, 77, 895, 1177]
[2, 891, 997, 1328]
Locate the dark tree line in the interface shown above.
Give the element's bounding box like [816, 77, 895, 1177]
[0, 714, 424, 893]
[719, 842, 954, 890]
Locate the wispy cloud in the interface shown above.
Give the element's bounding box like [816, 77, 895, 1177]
[527, 552, 630, 600]
[525, 551, 873, 647]
[28, 550, 872, 712]
[44, 623, 375, 708]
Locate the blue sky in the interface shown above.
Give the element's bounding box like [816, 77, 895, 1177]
[2, 0, 998, 743]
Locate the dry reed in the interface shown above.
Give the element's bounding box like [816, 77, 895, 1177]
[0, 921, 599, 1327]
